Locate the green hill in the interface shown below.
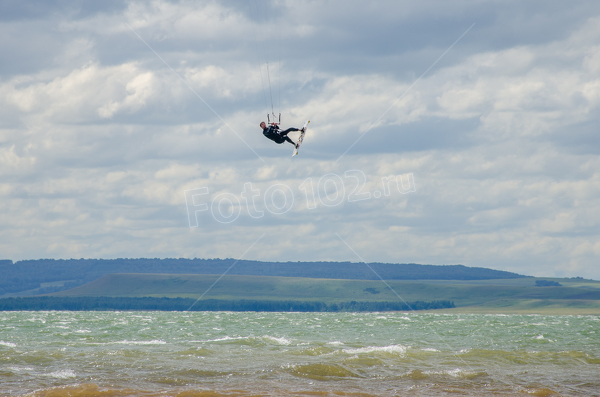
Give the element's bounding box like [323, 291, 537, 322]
[0, 258, 529, 297]
[3, 258, 599, 313]
[45, 273, 600, 314]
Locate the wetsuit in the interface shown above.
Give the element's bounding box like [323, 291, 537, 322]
[262, 125, 299, 145]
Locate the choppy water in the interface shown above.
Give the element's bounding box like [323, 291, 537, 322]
[1, 311, 599, 396]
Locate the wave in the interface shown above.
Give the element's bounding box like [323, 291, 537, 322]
[458, 348, 600, 365]
[420, 347, 440, 352]
[0, 340, 16, 348]
[200, 335, 249, 343]
[24, 383, 378, 397]
[293, 346, 335, 356]
[343, 344, 408, 356]
[22, 382, 568, 397]
[175, 347, 214, 357]
[285, 363, 361, 380]
[8, 366, 33, 372]
[198, 335, 293, 346]
[403, 368, 487, 380]
[261, 335, 292, 345]
[113, 340, 166, 345]
[46, 369, 76, 379]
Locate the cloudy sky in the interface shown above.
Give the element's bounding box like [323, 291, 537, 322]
[1, 0, 599, 279]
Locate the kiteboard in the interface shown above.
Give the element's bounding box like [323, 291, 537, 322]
[292, 120, 310, 157]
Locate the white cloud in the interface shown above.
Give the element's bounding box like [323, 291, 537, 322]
[1, 63, 158, 123]
[0, 145, 36, 172]
[98, 70, 156, 118]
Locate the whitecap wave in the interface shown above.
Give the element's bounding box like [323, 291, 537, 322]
[9, 366, 33, 372]
[114, 340, 166, 345]
[0, 340, 16, 348]
[421, 348, 440, 352]
[343, 344, 408, 355]
[48, 370, 76, 379]
[423, 368, 478, 378]
[262, 336, 292, 345]
[203, 336, 248, 342]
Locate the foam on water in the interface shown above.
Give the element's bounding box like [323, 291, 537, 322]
[343, 344, 408, 355]
[8, 366, 33, 372]
[0, 340, 16, 348]
[421, 347, 440, 352]
[262, 335, 292, 345]
[201, 336, 249, 343]
[424, 368, 477, 378]
[47, 370, 76, 379]
[113, 340, 166, 345]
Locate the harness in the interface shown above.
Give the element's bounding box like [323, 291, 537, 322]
[263, 125, 283, 142]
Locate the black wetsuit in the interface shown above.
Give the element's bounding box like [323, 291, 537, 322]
[263, 125, 299, 145]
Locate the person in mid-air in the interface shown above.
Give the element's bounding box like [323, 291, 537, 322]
[260, 121, 304, 147]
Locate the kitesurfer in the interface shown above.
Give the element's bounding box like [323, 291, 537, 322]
[260, 121, 304, 147]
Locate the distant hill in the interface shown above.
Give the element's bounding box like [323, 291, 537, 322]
[52, 272, 600, 303]
[44, 273, 537, 302]
[0, 258, 527, 296]
[33, 273, 600, 313]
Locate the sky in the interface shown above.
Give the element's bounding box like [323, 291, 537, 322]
[1, 0, 599, 279]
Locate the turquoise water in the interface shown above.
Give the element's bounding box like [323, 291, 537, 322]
[1, 311, 599, 396]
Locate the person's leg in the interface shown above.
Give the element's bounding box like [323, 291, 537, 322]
[279, 128, 299, 136]
[284, 135, 296, 145]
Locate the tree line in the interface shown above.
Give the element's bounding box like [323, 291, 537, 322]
[0, 296, 455, 312]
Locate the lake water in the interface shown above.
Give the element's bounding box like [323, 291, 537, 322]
[1, 311, 599, 396]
